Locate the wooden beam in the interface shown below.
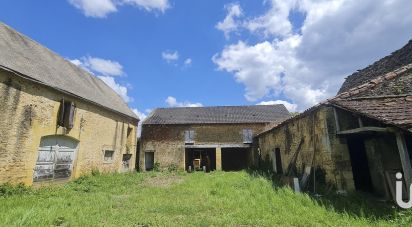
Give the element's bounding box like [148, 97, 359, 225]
[358, 117, 364, 128]
[337, 127, 389, 135]
[333, 107, 340, 132]
[396, 132, 412, 188]
[185, 144, 251, 148]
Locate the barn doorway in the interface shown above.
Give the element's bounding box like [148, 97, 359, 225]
[273, 148, 283, 174]
[185, 148, 216, 171]
[33, 136, 78, 182]
[221, 148, 249, 171]
[347, 137, 374, 193]
[145, 151, 155, 171]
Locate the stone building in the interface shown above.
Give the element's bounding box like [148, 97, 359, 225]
[0, 23, 139, 185]
[139, 105, 290, 171]
[256, 40, 412, 199]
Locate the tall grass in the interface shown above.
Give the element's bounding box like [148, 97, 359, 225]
[0, 171, 410, 226]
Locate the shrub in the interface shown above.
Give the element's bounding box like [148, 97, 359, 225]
[0, 182, 31, 197]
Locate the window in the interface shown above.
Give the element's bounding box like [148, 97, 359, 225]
[184, 130, 195, 144]
[243, 129, 253, 144]
[122, 154, 132, 170]
[58, 98, 76, 129]
[103, 150, 114, 163]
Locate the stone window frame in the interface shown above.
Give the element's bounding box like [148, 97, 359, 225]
[243, 129, 253, 144]
[184, 129, 195, 144]
[103, 150, 115, 163]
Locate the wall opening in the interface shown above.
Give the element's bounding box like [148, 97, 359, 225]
[145, 151, 155, 171]
[221, 148, 249, 171]
[347, 137, 374, 193]
[33, 136, 78, 182]
[273, 148, 283, 174]
[185, 148, 216, 171]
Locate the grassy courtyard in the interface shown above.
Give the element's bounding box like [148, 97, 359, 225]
[1, 171, 412, 226]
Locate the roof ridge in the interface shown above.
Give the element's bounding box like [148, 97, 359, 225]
[332, 63, 412, 100]
[154, 104, 285, 110]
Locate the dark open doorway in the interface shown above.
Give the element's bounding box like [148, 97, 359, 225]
[274, 148, 283, 174]
[221, 148, 249, 171]
[185, 148, 216, 171]
[145, 152, 154, 171]
[347, 137, 374, 193]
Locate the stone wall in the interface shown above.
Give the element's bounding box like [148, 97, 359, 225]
[140, 123, 267, 170]
[257, 106, 356, 191]
[0, 69, 138, 185]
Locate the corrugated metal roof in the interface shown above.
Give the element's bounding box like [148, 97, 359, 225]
[143, 105, 290, 125]
[0, 22, 138, 121]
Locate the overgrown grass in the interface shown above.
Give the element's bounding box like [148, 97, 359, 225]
[0, 171, 411, 226]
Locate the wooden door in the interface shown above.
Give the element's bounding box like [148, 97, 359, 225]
[33, 136, 78, 182]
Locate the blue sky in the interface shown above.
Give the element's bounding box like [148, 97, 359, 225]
[1, 0, 412, 121]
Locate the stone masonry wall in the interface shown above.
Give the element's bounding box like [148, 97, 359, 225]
[140, 123, 267, 170]
[0, 69, 138, 185]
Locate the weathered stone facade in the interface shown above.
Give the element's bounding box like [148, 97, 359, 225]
[140, 123, 267, 171]
[0, 69, 138, 185]
[256, 106, 356, 191]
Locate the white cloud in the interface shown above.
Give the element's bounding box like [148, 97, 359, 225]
[257, 100, 297, 112]
[68, 0, 117, 18]
[165, 96, 203, 107]
[98, 76, 132, 103]
[184, 58, 192, 66]
[161, 50, 179, 63]
[132, 108, 147, 137]
[68, 0, 169, 18]
[214, 0, 412, 111]
[70, 56, 132, 103]
[70, 56, 124, 76]
[216, 3, 243, 39]
[122, 0, 169, 13]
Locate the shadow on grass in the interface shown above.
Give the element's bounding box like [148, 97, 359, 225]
[246, 168, 402, 221]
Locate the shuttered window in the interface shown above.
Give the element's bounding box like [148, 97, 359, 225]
[184, 130, 195, 144]
[58, 99, 76, 129]
[243, 129, 253, 144]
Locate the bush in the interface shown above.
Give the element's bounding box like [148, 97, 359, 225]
[167, 164, 178, 172]
[153, 162, 161, 172]
[0, 182, 31, 197]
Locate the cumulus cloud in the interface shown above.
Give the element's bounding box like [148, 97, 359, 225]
[132, 108, 147, 137]
[71, 56, 124, 76]
[257, 100, 297, 112]
[98, 76, 132, 103]
[68, 0, 169, 18]
[70, 56, 132, 103]
[214, 0, 412, 111]
[165, 96, 203, 107]
[184, 58, 192, 66]
[162, 50, 179, 63]
[216, 3, 243, 39]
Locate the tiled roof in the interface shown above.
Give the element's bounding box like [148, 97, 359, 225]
[330, 96, 412, 132]
[142, 105, 290, 125]
[0, 22, 138, 121]
[339, 39, 412, 93]
[258, 63, 412, 136]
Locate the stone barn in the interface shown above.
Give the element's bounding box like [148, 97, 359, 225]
[0, 23, 139, 185]
[256, 40, 412, 200]
[139, 105, 290, 171]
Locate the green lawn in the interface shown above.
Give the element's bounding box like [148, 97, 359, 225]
[1, 171, 411, 226]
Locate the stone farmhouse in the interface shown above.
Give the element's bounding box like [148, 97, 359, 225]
[139, 105, 290, 171]
[0, 23, 139, 185]
[256, 40, 412, 200]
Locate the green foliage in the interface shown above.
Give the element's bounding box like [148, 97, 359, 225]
[167, 163, 178, 172]
[153, 162, 161, 172]
[0, 171, 409, 226]
[0, 183, 31, 197]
